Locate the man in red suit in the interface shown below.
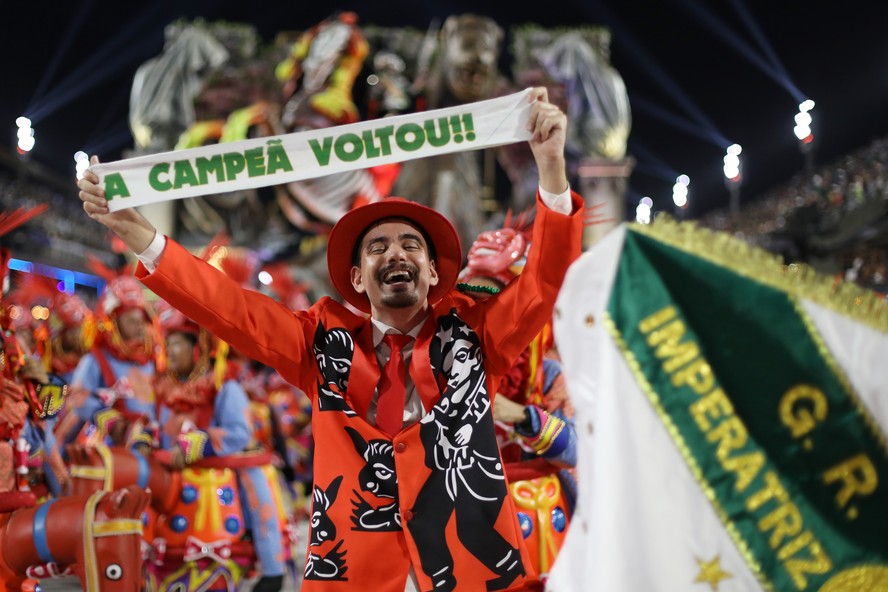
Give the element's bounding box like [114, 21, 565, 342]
[77, 87, 584, 592]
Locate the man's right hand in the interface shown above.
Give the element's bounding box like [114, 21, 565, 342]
[77, 155, 157, 254]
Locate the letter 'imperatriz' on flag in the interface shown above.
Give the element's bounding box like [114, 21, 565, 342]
[549, 220, 888, 592]
[91, 89, 535, 212]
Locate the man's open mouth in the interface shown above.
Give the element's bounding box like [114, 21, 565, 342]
[383, 269, 414, 285]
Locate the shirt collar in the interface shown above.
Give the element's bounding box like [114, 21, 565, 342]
[370, 316, 426, 348]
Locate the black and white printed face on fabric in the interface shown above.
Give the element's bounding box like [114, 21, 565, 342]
[346, 425, 404, 533]
[313, 325, 357, 416]
[428, 313, 492, 429]
[310, 475, 343, 548]
[445, 337, 483, 405]
[313, 326, 354, 391]
[345, 426, 398, 499]
[422, 311, 500, 496]
[305, 475, 349, 581]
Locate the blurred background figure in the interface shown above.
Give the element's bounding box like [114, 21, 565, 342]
[54, 272, 158, 454]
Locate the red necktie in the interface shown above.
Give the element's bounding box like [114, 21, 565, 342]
[376, 333, 412, 436]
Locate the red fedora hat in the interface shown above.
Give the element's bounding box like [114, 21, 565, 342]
[327, 198, 462, 314]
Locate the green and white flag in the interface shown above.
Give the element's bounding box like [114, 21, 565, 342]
[549, 220, 888, 592]
[92, 89, 535, 211]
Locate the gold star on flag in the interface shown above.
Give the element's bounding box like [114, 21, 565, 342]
[694, 555, 732, 591]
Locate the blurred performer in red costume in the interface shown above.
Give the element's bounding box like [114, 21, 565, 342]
[41, 291, 95, 383]
[9, 273, 96, 384]
[11, 272, 96, 495]
[137, 301, 292, 592]
[0, 206, 70, 503]
[54, 265, 159, 454]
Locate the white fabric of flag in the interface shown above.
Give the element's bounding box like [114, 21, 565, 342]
[548, 223, 888, 592]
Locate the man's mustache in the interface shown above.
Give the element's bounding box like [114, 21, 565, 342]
[376, 262, 419, 283]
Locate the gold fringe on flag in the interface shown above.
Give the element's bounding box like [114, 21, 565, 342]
[632, 217, 888, 334]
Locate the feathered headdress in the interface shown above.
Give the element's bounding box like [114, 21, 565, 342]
[262, 261, 312, 312]
[6, 269, 51, 333]
[85, 254, 160, 366]
[215, 248, 259, 290]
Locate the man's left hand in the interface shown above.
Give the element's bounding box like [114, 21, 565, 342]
[527, 87, 569, 195]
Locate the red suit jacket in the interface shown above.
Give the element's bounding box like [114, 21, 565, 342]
[138, 193, 584, 591]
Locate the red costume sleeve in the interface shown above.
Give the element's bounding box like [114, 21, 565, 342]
[137, 241, 315, 389]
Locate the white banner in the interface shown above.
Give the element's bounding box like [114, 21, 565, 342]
[94, 89, 534, 211]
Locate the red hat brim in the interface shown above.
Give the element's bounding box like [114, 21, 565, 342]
[327, 198, 462, 314]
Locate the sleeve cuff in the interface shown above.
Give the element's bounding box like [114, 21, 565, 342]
[517, 404, 568, 456]
[177, 431, 214, 464]
[137, 231, 166, 274]
[538, 185, 572, 215]
[35, 376, 68, 419]
[93, 408, 123, 438]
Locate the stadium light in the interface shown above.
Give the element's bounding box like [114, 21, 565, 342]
[74, 151, 89, 180]
[672, 175, 690, 208]
[723, 144, 743, 217]
[636, 197, 653, 224]
[793, 100, 815, 142]
[723, 144, 742, 182]
[257, 271, 273, 286]
[16, 116, 35, 153]
[794, 99, 816, 173]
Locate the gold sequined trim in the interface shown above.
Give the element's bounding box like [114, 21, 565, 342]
[792, 299, 888, 459]
[632, 218, 888, 334]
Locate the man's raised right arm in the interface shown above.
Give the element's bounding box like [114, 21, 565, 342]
[76, 156, 312, 387]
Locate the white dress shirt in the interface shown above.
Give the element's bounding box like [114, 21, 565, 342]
[367, 318, 426, 429]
